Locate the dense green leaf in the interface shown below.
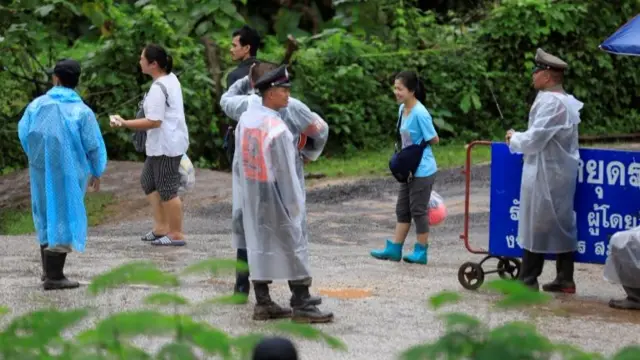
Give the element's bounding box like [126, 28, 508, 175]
[144, 292, 190, 306]
[428, 291, 461, 310]
[485, 279, 552, 308]
[271, 321, 347, 351]
[87, 261, 180, 295]
[182, 258, 248, 276]
[156, 342, 198, 360]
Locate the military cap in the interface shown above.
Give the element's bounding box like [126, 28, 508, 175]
[534, 48, 568, 71]
[254, 65, 291, 92]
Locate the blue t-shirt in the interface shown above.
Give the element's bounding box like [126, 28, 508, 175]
[398, 102, 438, 177]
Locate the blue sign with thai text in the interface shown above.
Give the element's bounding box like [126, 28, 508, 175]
[488, 142, 640, 264]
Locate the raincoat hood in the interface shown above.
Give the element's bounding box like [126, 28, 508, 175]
[46, 86, 82, 103]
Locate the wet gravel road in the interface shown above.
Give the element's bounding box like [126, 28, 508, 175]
[1, 164, 639, 359]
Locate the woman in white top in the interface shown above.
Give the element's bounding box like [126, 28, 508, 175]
[111, 44, 189, 246]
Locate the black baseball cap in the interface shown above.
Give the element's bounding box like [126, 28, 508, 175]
[47, 59, 82, 85]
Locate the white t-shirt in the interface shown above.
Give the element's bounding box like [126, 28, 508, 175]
[143, 73, 189, 157]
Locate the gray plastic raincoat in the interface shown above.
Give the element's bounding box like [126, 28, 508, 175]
[604, 227, 640, 288]
[220, 75, 329, 254]
[232, 103, 311, 281]
[509, 90, 583, 254]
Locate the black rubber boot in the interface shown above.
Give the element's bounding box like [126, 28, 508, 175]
[290, 284, 333, 324]
[43, 251, 80, 291]
[609, 286, 640, 310]
[542, 252, 576, 294]
[288, 281, 322, 307]
[517, 250, 545, 292]
[40, 244, 48, 281]
[233, 248, 250, 303]
[252, 282, 292, 321]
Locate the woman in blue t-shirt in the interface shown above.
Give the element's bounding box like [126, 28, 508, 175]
[370, 71, 439, 265]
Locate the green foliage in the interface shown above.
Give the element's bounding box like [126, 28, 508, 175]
[0, 258, 346, 359]
[401, 279, 640, 360]
[1, 263, 640, 358]
[1, 0, 640, 173]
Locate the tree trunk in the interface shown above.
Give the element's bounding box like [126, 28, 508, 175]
[200, 36, 223, 112]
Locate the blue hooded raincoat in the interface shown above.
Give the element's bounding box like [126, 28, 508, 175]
[18, 86, 108, 252]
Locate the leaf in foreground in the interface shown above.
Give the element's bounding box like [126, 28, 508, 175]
[76, 311, 178, 345]
[612, 346, 640, 360]
[399, 332, 478, 360]
[156, 342, 198, 360]
[87, 261, 180, 295]
[232, 333, 265, 359]
[181, 320, 232, 357]
[182, 258, 248, 277]
[428, 291, 462, 310]
[143, 292, 189, 306]
[485, 279, 551, 308]
[473, 321, 554, 359]
[271, 321, 347, 351]
[3, 308, 89, 348]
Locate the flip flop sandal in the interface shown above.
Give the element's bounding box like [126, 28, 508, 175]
[141, 231, 165, 242]
[150, 236, 186, 247]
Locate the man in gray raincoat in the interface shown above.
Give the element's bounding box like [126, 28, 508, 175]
[232, 65, 333, 323]
[506, 48, 583, 293]
[220, 61, 329, 307]
[604, 226, 640, 310]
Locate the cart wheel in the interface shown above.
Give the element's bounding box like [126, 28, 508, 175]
[458, 262, 485, 290]
[497, 257, 521, 280]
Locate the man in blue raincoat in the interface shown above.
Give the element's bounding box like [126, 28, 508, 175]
[18, 59, 108, 291]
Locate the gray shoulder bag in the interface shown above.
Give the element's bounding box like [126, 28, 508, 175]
[133, 81, 170, 153]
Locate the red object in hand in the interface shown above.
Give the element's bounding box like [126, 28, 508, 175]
[297, 133, 308, 150]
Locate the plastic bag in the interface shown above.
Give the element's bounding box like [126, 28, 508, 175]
[428, 190, 447, 226]
[179, 154, 195, 193]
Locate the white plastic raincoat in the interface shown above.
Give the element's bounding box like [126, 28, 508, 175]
[18, 86, 108, 253]
[604, 227, 640, 288]
[232, 103, 310, 281]
[509, 90, 582, 253]
[221, 75, 329, 255]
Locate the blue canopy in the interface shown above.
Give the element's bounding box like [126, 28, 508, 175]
[600, 14, 640, 56]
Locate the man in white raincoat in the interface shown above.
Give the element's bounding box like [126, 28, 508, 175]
[603, 227, 640, 310]
[233, 65, 333, 323]
[18, 59, 108, 291]
[506, 48, 582, 293]
[220, 61, 328, 307]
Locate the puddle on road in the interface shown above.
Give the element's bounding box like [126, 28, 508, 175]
[318, 288, 373, 299]
[530, 295, 640, 325]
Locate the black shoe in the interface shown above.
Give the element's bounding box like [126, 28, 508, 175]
[290, 284, 333, 323]
[43, 251, 80, 291]
[517, 250, 544, 292]
[609, 297, 640, 310]
[233, 248, 250, 304]
[542, 252, 576, 294]
[542, 279, 576, 294]
[233, 285, 250, 304]
[288, 280, 322, 307]
[292, 304, 334, 324]
[40, 244, 48, 282]
[252, 282, 291, 321]
[289, 294, 322, 307]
